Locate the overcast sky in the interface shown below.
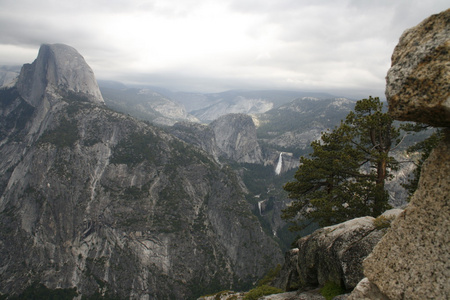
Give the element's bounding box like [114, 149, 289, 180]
[0, 0, 448, 98]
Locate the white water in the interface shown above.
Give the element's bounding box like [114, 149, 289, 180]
[275, 152, 283, 175]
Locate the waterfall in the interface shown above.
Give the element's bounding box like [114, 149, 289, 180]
[258, 201, 263, 215]
[275, 152, 283, 175]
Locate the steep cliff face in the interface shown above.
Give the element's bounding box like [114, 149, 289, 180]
[16, 43, 104, 107]
[170, 122, 221, 163]
[210, 114, 263, 164]
[0, 44, 283, 299]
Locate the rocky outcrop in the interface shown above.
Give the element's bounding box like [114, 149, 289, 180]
[0, 44, 283, 299]
[210, 113, 263, 163]
[16, 43, 104, 107]
[171, 114, 264, 164]
[270, 249, 300, 291]
[261, 290, 324, 300]
[170, 121, 221, 162]
[271, 217, 389, 293]
[362, 133, 450, 299]
[199, 290, 328, 300]
[199, 291, 246, 300]
[347, 278, 388, 300]
[386, 9, 450, 127]
[352, 9, 450, 300]
[296, 217, 385, 290]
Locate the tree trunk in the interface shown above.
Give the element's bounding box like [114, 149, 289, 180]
[373, 155, 388, 217]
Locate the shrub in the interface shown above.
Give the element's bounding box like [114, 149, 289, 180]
[7, 282, 78, 300]
[243, 285, 283, 300]
[38, 117, 79, 148]
[373, 215, 395, 229]
[320, 281, 345, 300]
[257, 264, 282, 287]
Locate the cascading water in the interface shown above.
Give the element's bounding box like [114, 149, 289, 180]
[275, 152, 283, 175]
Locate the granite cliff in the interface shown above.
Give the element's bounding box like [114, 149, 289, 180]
[0, 44, 283, 299]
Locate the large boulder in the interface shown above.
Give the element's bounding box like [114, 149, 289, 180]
[362, 133, 450, 299]
[272, 217, 386, 292]
[353, 9, 450, 300]
[385, 9, 450, 127]
[296, 217, 385, 290]
[347, 278, 389, 300]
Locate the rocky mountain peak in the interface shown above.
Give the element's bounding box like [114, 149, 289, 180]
[210, 113, 263, 163]
[16, 43, 104, 107]
[0, 45, 283, 299]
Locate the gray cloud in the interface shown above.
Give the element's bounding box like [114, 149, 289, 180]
[0, 0, 448, 97]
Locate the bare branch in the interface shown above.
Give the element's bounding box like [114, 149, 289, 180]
[391, 133, 409, 151]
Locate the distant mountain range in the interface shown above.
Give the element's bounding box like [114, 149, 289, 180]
[0, 44, 283, 299]
[96, 79, 345, 125]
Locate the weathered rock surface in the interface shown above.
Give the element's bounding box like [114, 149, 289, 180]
[172, 114, 264, 165]
[386, 9, 450, 127]
[354, 9, 450, 300]
[210, 113, 263, 163]
[170, 121, 222, 163]
[16, 43, 104, 107]
[362, 132, 450, 300]
[347, 278, 388, 300]
[297, 217, 385, 290]
[198, 291, 246, 300]
[198, 289, 326, 300]
[0, 44, 283, 299]
[272, 217, 386, 293]
[271, 248, 300, 291]
[261, 290, 324, 300]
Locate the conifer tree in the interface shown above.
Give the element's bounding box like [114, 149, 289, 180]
[282, 97, 399, 231]
[401, 128, 443, 199]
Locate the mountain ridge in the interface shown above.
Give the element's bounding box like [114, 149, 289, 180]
[0, 43, 283, 299]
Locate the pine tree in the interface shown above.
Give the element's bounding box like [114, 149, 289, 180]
[282, 97, 399, 231]
[401, 128, 443, 199]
